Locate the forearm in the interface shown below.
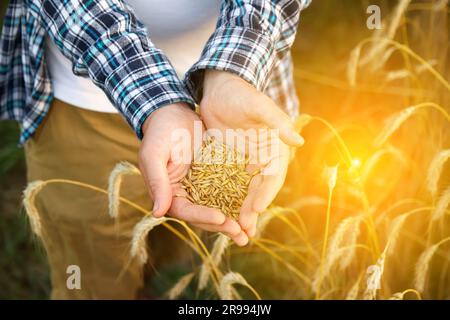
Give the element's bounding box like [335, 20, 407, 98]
[34, 0, 195, 138]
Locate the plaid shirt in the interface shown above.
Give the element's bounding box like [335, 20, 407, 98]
[0, 0, 311, 144]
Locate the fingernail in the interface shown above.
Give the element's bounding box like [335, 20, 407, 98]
[249, 225, 257, 238]
[291, 132, 305, 146]
[152, 201, 160, 216]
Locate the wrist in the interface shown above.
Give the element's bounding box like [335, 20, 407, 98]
[203, 70, 243, 97]
[142, 102, 191, 135]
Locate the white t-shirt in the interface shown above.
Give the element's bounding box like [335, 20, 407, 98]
[45, 0, 220, 113]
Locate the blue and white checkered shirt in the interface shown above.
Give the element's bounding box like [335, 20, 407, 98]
[0, 0, 311, 144]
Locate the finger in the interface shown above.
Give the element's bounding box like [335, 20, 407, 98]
[241, 142, 289, 233]
[239, 190, 260, 237]
[139, 145, 172, 218]
[191, 223, 249, 247]
[167, 161, 189, 184]
[191, 217, 242, 237]
[252, 143, 290, 213]
[232, 231, 250, 247]
[253, 97, 304, 147]
[170, 196, 226, 225]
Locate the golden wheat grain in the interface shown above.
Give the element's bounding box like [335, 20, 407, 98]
[414, 244, 439, 293]
[432, 185, 450, 221]
[385, 69, 412, 82]
[313, 215, 362, 293]
[374, 106, 418, 146]
[108, 162, 141, 218]
[363, 252, 386, 300]
[198, 234, 230, 290]
[326, 165, 339, 191]
[130, 216, 168, 265]
[385, 60, 438, 82]
[414, 237, 450, 292]
[22, 180, 46, 237]
[385, 213, 411, 257]
[218, 272, 260, 300]
[426, 149, 450, 199]
[339, 219, 363, 270]
[167, 272, 195, 300]
[181, 137, 252, 220]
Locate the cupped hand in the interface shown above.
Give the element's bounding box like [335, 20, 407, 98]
[139, 103, 249, 246]
[200, 70, 304, 238]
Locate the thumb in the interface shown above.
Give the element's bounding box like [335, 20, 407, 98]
[139, 147, 172, 218]
[254, 98, 304, 147]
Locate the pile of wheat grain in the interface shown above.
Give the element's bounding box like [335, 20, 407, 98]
[181, 137, 253, 220]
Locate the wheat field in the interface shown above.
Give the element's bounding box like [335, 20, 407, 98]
[19, 0, 450, 300]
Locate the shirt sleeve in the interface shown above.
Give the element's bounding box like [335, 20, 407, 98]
[184, 0, 311, 103]
[31, 0, 195, 139]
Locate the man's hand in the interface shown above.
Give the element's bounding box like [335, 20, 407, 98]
[139, 103, 249, 246]
[201, 70, 304, 238]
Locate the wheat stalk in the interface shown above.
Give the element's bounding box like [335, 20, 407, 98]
[432, 185, 450, 222]
[426, 149, 450, 199]
[167, 272, 195, 300]
[22, 180, 47, 237]
[347, 46, 362, 86]
[198, 234, 230, 290]
[375, 106, 419, 146]
[361, 146, 406, 182]
[385, 213, 411, 257]
[294, 113, 313, 133]
[315, 165, 339, 298]
[389, 292, 404, 300]
[313, 215, 362, 292]
[360, 0, 411, 69]
[339, 218, 363, 270]
[389, 289, 422, 300]
[363, 252, 386, 300]
[346, 276, 362, 300]
[218, 272, 261, 300]
[415, 237, 450, 292]
[130, 215, 168, 265]
[108, 162, 141, 218]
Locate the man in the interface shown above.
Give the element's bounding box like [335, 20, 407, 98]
[0, 0, 310, 299]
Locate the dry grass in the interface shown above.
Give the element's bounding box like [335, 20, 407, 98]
[198, 234, 230, 290]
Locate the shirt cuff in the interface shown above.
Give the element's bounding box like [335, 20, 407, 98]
[104, 50, 196, 139]
[184, 26, 276, 103]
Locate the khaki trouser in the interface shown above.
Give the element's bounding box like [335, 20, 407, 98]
[25, 99, 188, 299]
